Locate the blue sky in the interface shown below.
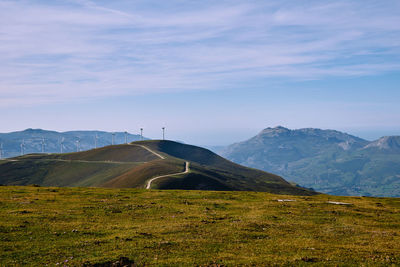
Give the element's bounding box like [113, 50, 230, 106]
[1, 0, 400, 145]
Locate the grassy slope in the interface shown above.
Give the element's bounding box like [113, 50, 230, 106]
[137, 140, 314, 195]
[50, 144, 159, 162]
[0, 144, 162, 188]
[0, 140, 315, 195]
[0, 186, 399, 266]
[0, 160, 138, 187]
[102, 159, 184, 189]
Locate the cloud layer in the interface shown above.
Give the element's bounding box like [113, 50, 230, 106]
[1, 0, 400, 106]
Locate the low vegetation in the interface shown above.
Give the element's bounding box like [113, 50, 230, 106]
[1, 186, 399, 266]
[0, 140, 314, 195]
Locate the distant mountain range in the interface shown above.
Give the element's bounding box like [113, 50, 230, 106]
[0, 140, 315, 195]
[0, 129, 144, 158]
[221, 126, 400, 197]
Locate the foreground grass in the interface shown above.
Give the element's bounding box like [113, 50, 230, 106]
[0, 186, 399, 266]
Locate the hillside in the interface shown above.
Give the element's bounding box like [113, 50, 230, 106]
[0, 140, 315, 195]
[1, 186, 399, 266]
[221, 127, 400, 197]
[0, 129, 144, 158]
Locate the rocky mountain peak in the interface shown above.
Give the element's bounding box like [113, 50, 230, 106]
[259, 126, 290, 137]
[364, 136, 400, 150]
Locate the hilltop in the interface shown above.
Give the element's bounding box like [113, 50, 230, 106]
[221, 127, 400, 197]
[0, 140, 315, 195]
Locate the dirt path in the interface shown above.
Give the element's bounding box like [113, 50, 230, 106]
[2, 144, 187, 189]
[0, 158, 136, 165]
[146, 161, 190, 189]
[129, 144, 165, 159]
[1, 144, 165, 164]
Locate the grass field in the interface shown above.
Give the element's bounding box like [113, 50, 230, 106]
[1, 186, 399, 266]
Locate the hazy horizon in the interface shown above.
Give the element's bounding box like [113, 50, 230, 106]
[1, 125, 399, 147]
[1, 0, 400, 146]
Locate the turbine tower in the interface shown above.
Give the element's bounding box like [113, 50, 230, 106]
[76, 138, 80, 152]
[41, 137, 45, 153]
[60, 138, 64, 153]
[124, 131, 128, 144]
[0, 143, 3, 159]
[94, 134, 98, 149]
[112, 132, 115, 145]
[20, 139, 25, 155]
[140, 128, 143, 141]
[162, 127, 165, 140]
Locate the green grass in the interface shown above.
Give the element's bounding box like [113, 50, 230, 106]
[1, 186, 399, 266]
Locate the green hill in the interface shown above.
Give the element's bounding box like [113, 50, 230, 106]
[0, 140, 315, 195]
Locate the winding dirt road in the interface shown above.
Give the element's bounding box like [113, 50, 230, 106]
[129, 144, 165, 159]
[146, 161, 190, 189]
[0, 158, 135, 165]
[1, 144, 190, 189]
[129, 144, 191, 189]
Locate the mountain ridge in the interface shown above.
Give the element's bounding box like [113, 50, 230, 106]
[0, 128, 145, 158]
[221, 126, 400, 197]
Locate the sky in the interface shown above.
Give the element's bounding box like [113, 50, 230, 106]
[1, 0, 400, 146]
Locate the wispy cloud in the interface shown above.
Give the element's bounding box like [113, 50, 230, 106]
[1, 0, 400, 107]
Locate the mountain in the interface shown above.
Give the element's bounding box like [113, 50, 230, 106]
[221, 127, 400, 197]
[0, 140, 315, 195]
[0, 129, 144, 158]
[363, 136, 400, 151]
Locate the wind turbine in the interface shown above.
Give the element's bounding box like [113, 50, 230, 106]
[94, 134, 98, 149]
[162, 127, 165, 140]
[124, 131, 128, 144]
[20, 139, 25, 155]
[60, 138, 64, 153]
[0, 143, 3, 159]
[140, 128, 143, 141]
[112, 132, 115, 145]
[41, 137, 45, 153]
[76, 138, 80, 152]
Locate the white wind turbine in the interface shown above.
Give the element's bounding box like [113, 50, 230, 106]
[20, 139, 25, 155]
[112, 132, 116, 145]
[95, 134, 98, 149]
[41, 137, 45, 153]
[60, 138, 65, 153]
[76, 138, 80, 152]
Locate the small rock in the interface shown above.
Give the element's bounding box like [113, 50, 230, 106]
[327, 201, 352, 205]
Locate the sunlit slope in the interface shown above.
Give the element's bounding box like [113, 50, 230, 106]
[102, 159, 184, 188]
[27, 144, 160, 162]
[0, 160, 137, 187]
[131, 140, 315, 195]
[0, 141, 316, 195]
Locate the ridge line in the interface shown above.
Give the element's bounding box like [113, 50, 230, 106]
[130, 144, 165, 159]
